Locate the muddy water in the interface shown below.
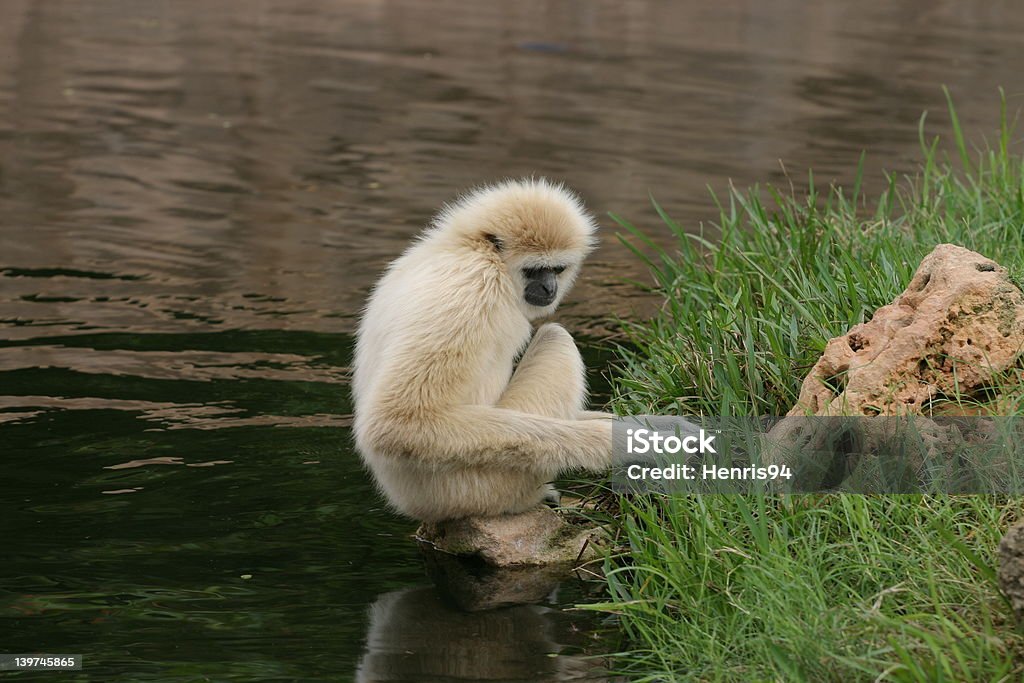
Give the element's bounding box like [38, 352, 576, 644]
[3, 1, 1024, 680]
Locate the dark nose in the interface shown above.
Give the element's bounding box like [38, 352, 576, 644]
[525, 272, 557, 306]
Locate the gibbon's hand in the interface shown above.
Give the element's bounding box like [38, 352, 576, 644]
[610, 414, 705, 468]
[578, 410, 615, 420]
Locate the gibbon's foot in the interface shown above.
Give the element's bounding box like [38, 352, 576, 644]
[542, 484, 562, 507]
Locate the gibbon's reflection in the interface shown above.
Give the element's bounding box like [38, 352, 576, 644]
[354, 585, 611, 683]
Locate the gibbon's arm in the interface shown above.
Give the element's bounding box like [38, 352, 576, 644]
[363, 404, 613, 475]
[362, 406, 698, 474]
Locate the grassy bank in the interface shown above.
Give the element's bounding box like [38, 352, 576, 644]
[594, 96, 1024, 681]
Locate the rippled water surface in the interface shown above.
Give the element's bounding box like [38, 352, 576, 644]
[5, 1, 1024, 680]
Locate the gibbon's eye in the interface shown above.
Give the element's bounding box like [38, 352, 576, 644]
[483, 233, 504, 251]
[522, 265, 566, 278]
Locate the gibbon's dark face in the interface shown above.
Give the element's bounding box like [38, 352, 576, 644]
[522, 265, 566, 307]
[481, 231, 584, 316]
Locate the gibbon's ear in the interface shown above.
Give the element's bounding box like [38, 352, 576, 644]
[483, 233, 504, 252]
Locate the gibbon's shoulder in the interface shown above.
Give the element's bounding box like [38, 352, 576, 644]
[421, 178, 598, 255]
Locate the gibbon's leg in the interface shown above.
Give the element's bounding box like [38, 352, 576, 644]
[497, 323, 591, 507]
[498, 323, 614, 422]
[497, 323, 587, 420]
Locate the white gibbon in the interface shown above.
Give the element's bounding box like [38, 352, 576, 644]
[352, 178, 616, 522]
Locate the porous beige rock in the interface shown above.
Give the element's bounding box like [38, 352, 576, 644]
[758, 413, 1008, 492]
[763, 245, 1024, 491]
[790, 244, 1024, 417]
[999, 521, 1024, 619]
[415, 506, 603, 567]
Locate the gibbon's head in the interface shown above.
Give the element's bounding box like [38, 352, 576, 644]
[434, 178, 598, 320]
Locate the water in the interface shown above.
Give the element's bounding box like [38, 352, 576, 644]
[3, 1, 1024, 680]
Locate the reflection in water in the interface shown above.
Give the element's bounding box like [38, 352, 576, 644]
[422, 545, 572, 611]
[357, 586, 611, 683]
[4, 0, 1024, 680]
[355, 521, 617, 681]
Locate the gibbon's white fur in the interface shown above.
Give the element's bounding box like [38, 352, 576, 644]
[353, 178, 614, 522]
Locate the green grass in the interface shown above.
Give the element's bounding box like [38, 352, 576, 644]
[593, 92, 1024, 681]
[593, 496, 1021, 682]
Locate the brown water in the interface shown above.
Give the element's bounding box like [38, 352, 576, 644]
[4, 1, 1024, 681]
